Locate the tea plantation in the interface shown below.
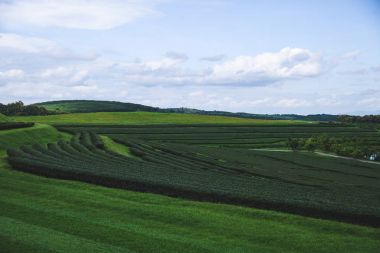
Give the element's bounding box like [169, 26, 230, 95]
[1, 113, 380, 252]
[7, 125, 380, 226]
[57, 123, 380, 150]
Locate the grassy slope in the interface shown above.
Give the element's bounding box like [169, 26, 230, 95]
[0, 123, 71, 149]
[100, 135, 134, 158]
[1, 157, 379, 252]
[9, 112, 304, 125]
[0, 124, 379, 252]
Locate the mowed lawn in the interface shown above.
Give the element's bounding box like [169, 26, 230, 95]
[1, 122, 379, 252]
[9, 112, 306, 125]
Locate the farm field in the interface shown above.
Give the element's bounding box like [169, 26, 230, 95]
[1, 112, 380, 252]
[2, 159, 380, 253]
[9, 112, 304, 125]
[0, 126, 380, 252]
[58, 123, 380, 151]
[8, 131, 380, 226]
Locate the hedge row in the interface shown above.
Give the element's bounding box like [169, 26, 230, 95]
[0, 122, 34, 131]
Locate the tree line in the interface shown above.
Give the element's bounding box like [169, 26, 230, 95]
[287, 135, 379, 161]
[162, 108, 338, 121]
[0, 101, 51, 116]
[338, 115, 380, 123]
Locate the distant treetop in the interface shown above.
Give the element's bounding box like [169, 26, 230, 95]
[0, 101, 51, 116]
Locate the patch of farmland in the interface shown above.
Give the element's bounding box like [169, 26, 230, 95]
[2, 154, 379, 253]
[7, 132, 380, 227]
[9, 111, 299, 125]
[57, 123, 380, 150]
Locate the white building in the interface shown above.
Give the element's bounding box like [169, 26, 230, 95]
[369, 154, 378, 161]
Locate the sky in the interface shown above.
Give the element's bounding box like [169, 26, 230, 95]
[0, 0, 379, 115]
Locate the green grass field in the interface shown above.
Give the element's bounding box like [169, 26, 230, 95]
[9, 112, 304, 125]
[1, 135, 379, 252]
[1, 113, 380, 252]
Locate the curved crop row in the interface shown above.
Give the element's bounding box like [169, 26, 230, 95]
[57, 124, 380, 152]
[7, 132, 380, 227]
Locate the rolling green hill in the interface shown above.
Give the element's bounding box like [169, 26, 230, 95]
[32, 100, 338, 121]
[0, 126, 379, 253]
[34, 100, 159, 113]
[9, 112, 304, 125]
[2, 110, 379, 252]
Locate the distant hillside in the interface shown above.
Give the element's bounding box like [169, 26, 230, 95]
[33, 100, 339, 121]
[162, 108, 338, 122]
[34, 100, 160, 113]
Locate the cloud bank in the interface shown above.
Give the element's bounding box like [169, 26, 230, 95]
[0, 42, 323, 89]
[0, 33, 97, 60]
[206, 48, 321, 85]
[0, 0, 158, 30]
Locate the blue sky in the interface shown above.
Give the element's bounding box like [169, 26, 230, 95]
[0, 0, 379, 114]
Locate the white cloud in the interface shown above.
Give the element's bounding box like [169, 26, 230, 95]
[108, 47, 322, 87]
[0, 47, 330, 110]
[0, 44, 323, 88]
[0, 69, 24, 79]
[39, 66, 89, 84]
[0, 33, 54, 54]
[206, 47, 321, 85]
[40, 67, 71, 78]
[115, 53, 190, 78]
[0, 33, 97, 60]
[0, 81, 103, 102]
[274, 98, 312, 108]
[0, 0, 158, 30]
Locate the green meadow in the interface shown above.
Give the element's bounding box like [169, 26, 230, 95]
[9, 111, 304, 125]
